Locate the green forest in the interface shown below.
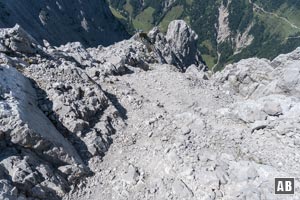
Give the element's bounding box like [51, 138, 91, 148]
[107, 0, 300, 70]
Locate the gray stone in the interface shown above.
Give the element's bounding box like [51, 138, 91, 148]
[148, 20, 206, 71]
[172, 179, 194, 198]
[251, 121, 268, 133]
[123, 165, 140, 185]
[180, 126, 191, 135]
[263, 101, 282, 116]
[234, 101, 267, 123]
[165, 20, 204, 70]
[0, 42, 8, 53]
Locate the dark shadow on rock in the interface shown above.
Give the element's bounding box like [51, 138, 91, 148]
[0, 144, 63, 200]
[0, 0, 131, 47]
[104, 91, 128, 120]
[26, 74, 121, 169]
[27, 77, 92, 165]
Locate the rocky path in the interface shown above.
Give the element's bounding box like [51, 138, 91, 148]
[212, 51, 221, 72]
[66, 65, 228, 199]
[65, 65, 235, 200]
[66, 62, 300, 200]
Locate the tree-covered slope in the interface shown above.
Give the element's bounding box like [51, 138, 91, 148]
[107, 0, 300, 70]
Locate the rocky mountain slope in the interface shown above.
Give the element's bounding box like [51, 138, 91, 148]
[0, 0, 129, 46]
[108, 0, 300, 70]
[1, 20, 300, 200]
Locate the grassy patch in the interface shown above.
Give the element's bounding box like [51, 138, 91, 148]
[202, 54, 216, 68]
[109, 6, 127, 20]
[255, 11, 299, 39]
[276, 3, 300, 28]
[201, 40, 214, 52]
[133, 7, 155, 31]
[184, 16, 191, 26]
[186, 0, 193, 6]
[159, 6, 184, 32]
[124, 0, 133, 16]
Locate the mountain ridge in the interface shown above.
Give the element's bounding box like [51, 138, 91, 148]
[0, 0, 130, 47]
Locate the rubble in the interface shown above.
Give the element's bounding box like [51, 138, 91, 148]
[0, 21, 300, 200]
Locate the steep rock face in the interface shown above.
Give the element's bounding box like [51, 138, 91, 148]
[0, 0, 129, 46]
[148, 20, 205, 71]
[166, 20, 202, 67]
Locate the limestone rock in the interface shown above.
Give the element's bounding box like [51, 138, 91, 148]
[0, 66, 87, 198]
[233, 101, 267, 123]
[166, 20, 202, 69]
[148, 20, 206, 71]
[172, 179, 194, 198]
[263, 100, 282, 116]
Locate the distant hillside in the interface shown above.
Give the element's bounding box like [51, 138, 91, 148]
[0, 0, 129, 47]
[108, 0, 300, 70]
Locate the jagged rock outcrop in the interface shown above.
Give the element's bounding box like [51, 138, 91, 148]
[148, 20, 205, 71]
[0, 66, 87, 199]
[215, 48, 300, 124]
[60, 20, 206, 77]
[0, 0, 129, 47]
[214, 48, 300, 129]
[0, 24, 41, 54]
[165, 20, 202, 68]
[214, 47, 300, 99]
[211, 51, 300, 200]
[0, 24, 124, 199]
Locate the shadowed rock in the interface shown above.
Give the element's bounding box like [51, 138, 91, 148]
[0, 0, 129, 47]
